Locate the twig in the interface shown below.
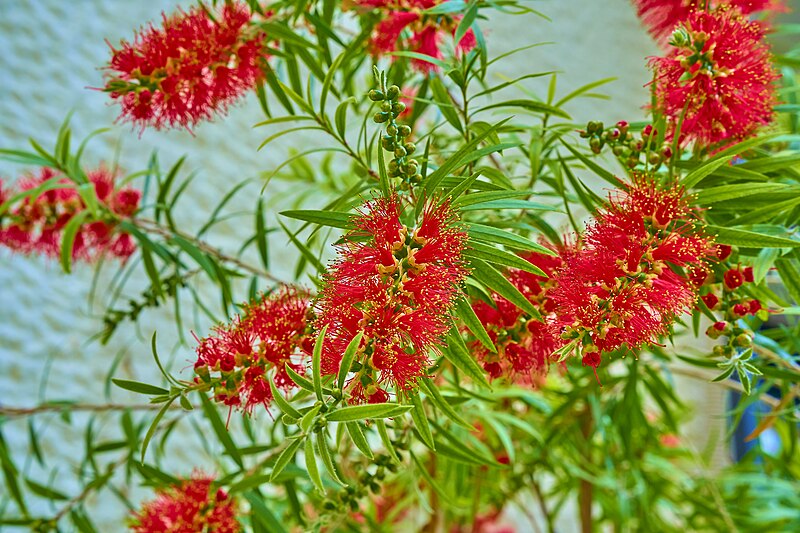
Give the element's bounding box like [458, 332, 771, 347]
[0, 402, 180, 417]
[132, 218, 282, 282]
[665, 365, 781, 408]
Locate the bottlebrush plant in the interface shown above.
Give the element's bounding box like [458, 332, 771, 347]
[2, 0, 800, 532]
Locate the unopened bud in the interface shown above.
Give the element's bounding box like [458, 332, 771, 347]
[373, 112, 389, 123]
[368, 89, 385, 101]
[398, 125, 412, 137]
[392, 102, 406, 114]
[386, 85, 400, 100]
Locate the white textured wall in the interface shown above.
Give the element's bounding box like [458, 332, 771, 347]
[0, 0, 723, 530]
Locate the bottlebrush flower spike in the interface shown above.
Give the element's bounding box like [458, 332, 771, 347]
[470, 249, 565, 383]
[194, 286, 313, 412]
[649, 7, 779, 147]
[550, 172, 714, 360]
[314, 195, 468, 403]
[357, 0, 477, 71]
[103, 2, 266, 131]
[633, 0, 787, 46]
[0, 167, 140, 261]
[130, 474, 240, 533]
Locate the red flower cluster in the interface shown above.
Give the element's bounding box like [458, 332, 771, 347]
[314, 196, 468, 403]
[194, 286, 313, 412]
[633, 0, 786, 45]
[550, 172, 714, 365]
[471, 249, 564, 383]
[0, 167, 140, 261]
[649, 7, 779, 147]
[104, 2, 266, 131]
[130, 474, 240, 533]
[358, 0, 477, 71]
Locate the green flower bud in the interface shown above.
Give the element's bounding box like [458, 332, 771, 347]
[392, 102, 406, 114]
[368, 89, 385, 101]
[647, 152, 662, 166]
[387, 85, 400, 100]
[394, 146, 407, 158]
[381, 102, 392, 112]
[404, 142, 416, 154]
[386, 124, 398, 136]
[398, 125, 412, 137]
[373, 112, 389, 123]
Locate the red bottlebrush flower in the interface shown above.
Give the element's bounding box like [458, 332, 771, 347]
[314, 195, 468, 402]
[649, 7, 780, 147]
[723, 268, 744, 289]
[742, 265, 754, 283]
[701, 292, 719, 309]
[0, 167, 140, 261]
[103, 2, 266, 131]
[469, 247, 565, 384]
[732, 303, 749, 316]
[716, 244, 733, 260]
[358, 0, 476, 71]
[748, 299, 763, 314]
[550, 172, 714, 360]
[633, 0, 787, 45]
[130, 474, 240, 533]
[194, 286, 312, 412]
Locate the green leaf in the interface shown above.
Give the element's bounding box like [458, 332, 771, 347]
[453, 297, 495, 353]
[170, 235, 218, 282]
[316, 431, 346, 486]
[430, 75, 463, 132]
[454, 1, 478, 45]
[410, 450, 454, 505]
[111, 379, 169, 396]
[270, 438, 304, 482]
[337, 332, 363, 391]
[269, 380, 302, 419]
[681, 134, 780, 188]
[458, 199, 555, 212]
[326, 403, 412, 422]
[424, 118, 511, 196]
[280, 209, 354, 229]
[477, 99, 571, 119]
[312, 324, 328, 402]
[559, 141, 618, 187]
[346, 422, 374, 459]
[140, 395, 177, 463]
[467, 223, 554, 255]
[693, 183, 795, 205]
[284, 363, 315, 392]
[409, 392, 435, 450]
[335, 98, 354, 139]
[776, 258, 800, 304]
[469, 258, 541, 318]
[278, 221, 325, 274]
[709, 226, 800, 248]
[255, 198, 270, 270]
[443, 329, 492, 388]
[555, 77, 616, 107]
[244, 492, 288, 533]
[375, 136, 391, 198]
[418, 377, 475, 430]
[305, 437, 323, 493]
[376, 420, 400, 462]
[199, 393, 244, 468]
[464, 241, 547, 276]
[25, 479, 68, 501]
[59, 210, 90, 274]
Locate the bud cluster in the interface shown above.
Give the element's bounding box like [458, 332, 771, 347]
[322, 453, 401, 514]
[369, 85, 421, 186]
[579, 121, 673, 169]
[697, 245, 767, 355]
